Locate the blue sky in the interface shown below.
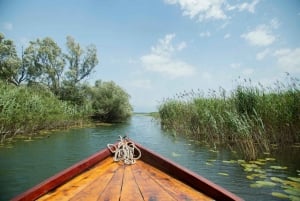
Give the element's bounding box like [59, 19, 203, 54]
[1, 0, 300, 112]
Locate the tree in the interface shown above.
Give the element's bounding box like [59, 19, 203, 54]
[91, 80, 133, 122]
[59, 36, 98, 105]
[0, 33, 22, 85]
[59, 82, 92, 106]
[64, 36, 98, 86]
[24, 37, 65, 94]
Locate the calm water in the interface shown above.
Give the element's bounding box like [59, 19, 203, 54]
[0, 115, 299, 201]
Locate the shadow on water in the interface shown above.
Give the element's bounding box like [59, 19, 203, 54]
[0, 115, 299, 201]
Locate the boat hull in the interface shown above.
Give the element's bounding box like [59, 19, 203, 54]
[11, 142, 243, 201]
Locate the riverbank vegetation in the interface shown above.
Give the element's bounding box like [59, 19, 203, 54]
[0, 33, 132, 143]
[0, 83, 90, 143]
[158, 75, 300, 160]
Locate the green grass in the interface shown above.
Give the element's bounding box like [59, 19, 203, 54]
[158, 75, 300, 160]
[0, 82, 92, 143]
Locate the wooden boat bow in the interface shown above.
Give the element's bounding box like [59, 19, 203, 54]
[11, 140, 244, 201]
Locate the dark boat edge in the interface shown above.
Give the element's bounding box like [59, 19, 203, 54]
[11, 142, 244, 201]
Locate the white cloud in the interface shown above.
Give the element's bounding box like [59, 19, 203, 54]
[140, 34, 195, 78]
[241, 25, 276, 47]
[141, 54, 195, 78]
[151, 33, 175, 57]
[200, 31, 211, 37]
[274, 48, 300, 73]
[224, 33, 231, 39]
[3, 22, 13, 30]
[177, 41, 187, 51]
[164, 0, 227, 21]
[220, 21, 230, 29]
[256, 48, 270, 60]
[165, 0, 260, 22]
[235, 0, 260, 13]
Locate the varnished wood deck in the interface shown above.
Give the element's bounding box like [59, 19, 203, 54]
[37, 157, 213, 201]
[12, 142, 243, 201]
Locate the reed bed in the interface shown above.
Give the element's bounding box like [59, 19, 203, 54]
[158, 76, 300, 160]
[0, 82, 91, 143]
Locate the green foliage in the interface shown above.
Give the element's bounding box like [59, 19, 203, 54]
[0, 33, 22, 85]
[0, 34, 98, 99]
[24, 37, 65, 95]
[64, 36, 98, 85]
[0, 34, 133, 142]
[234, 85, 258, 116]
[90, 80, 133, 122]
[254, 76, 300, 143]
[59, 82, 92, 106]
[59, 36, 98, 105]
[0, 82, 91, 142]
[158, 75, 300, 160]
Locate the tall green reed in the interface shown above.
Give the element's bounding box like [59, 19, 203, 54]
[158, 75, 299, 160]
[0, 82, 91, 143]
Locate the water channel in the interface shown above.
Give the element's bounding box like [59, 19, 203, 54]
[0, 115, 299, 201]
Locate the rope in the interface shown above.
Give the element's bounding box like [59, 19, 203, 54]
[107, 136, 141, 165]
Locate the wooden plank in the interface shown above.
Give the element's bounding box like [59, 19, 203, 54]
[119, 165, 144, 201]
[96, 164, 125, 201]
[137, 161, 213, 201]
[136, 143, 244, 201]
[37, 157, 118, 201]
[69, 164, 120, 201]
[131, 161, 177, 201]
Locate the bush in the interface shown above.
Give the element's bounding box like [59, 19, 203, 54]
[90, 80, 132, 122]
